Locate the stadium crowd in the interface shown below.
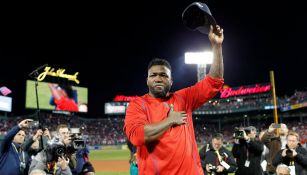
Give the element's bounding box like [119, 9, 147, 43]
[0, 90, 307, 174]
[1, 112, 307, 147]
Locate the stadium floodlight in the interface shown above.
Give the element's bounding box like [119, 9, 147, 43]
[184, 51, 213, 64]
[185, 51, 213, 81]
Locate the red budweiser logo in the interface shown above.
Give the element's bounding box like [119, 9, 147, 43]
[113, 95, 139, 102]
[220, 84, 271, 98]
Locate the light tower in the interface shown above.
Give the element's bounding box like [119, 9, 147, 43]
[184, 51, 213, 81]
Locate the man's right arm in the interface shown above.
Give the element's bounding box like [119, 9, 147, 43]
[144, 104, 187, 144]
[124, 101, 187, 146]
[144, 118, 173, 144]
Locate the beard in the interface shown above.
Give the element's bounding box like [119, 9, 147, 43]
[149, 84, 171, 98]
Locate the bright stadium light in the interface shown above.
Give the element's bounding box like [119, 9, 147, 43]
[184, 51, 213, 81]
[184, 51, 213, 64]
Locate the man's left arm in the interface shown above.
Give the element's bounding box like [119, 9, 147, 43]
[176, 25, 224, 111]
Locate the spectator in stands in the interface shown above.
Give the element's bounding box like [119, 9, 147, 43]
[272, 131, 307, 175]
[275, 164, 290, 175]
[124, 25, 224, 174]
[0, 119, 33, 175]
[199, 133, 237, 175]
[48, 83, 79, 112]
[232, 126, 264, 175]
[261, 123, 289, 174]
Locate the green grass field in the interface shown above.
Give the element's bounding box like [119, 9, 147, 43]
[90, 149, 130, 160]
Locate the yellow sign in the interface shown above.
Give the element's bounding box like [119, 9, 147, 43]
[37, 66, 80, 84]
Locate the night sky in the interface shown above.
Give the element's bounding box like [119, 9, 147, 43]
[0, 0, 306, 117]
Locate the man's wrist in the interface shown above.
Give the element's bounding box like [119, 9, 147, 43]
[166, 117, 175, 126]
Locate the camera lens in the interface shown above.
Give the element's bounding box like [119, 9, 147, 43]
[56, 147, 65, 156]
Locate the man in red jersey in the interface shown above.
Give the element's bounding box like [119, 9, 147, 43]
[124, 25, 224, 175]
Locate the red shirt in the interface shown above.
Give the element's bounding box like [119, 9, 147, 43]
[124, 75, 224, 175]
[54, 97, 79, 112]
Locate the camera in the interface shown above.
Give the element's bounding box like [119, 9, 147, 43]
[285, 145, 293, 158]
[286, 149, 293, 157]
[27, 120, 46, 131]
[208, 164, 217, 172]
[28, 120, 40, 129]
[234, 127, 252, 139]
[46, 137, 67, 162]
[272, 123, 281, 128]
[234, 130, 244, 139]
[70, 128, 85, 149]
[234, 127, 247, 139]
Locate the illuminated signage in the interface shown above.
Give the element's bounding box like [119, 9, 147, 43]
[113, 95, 139, 102]
[0, 96, 12, 112]
[105, 102, 129, 114]
[220, 84, 271, 98]
[113, 84, 271, 101]
[37, 66, 80, 84]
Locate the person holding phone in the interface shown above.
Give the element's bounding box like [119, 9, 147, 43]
[261, 123, 289, 174]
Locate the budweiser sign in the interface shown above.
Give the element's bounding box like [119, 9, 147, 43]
[220, 84, 271, 98]
[114, 95, 139, 102]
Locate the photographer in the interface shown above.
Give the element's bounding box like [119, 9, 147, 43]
[261, 123, 288, 174]
[69, 128, 95, 175]
[199, 133, 237, 175]
[232, 126, 264, 175]
[57, 124, 80, 172]
[24, 127, 51, 157]
[29, 137, 72, 175]
[0, 119, 33, 175]
[272, 131, 307, 175]
[29, 124, 76, 175]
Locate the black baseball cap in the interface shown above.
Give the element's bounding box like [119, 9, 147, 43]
[182, 2, 216, 34]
